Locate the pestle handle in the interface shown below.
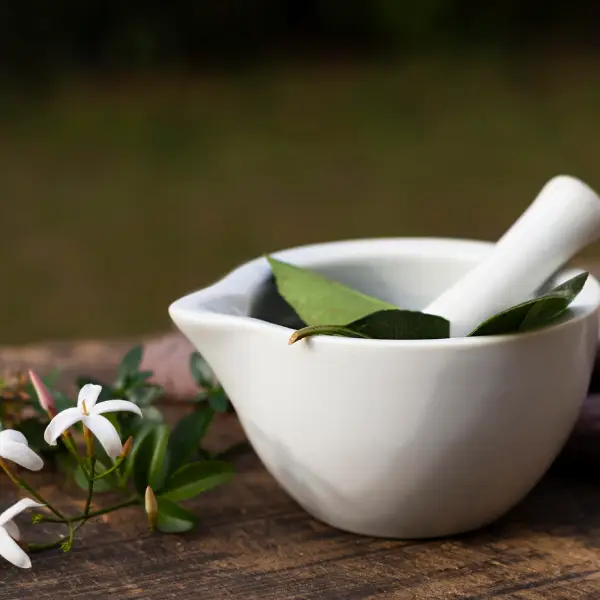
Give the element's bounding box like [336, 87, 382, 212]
[424, 175, 600, 337]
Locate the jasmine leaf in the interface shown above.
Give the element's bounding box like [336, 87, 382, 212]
[74, 461, 115, 493]
[128, 385, 163, 407]
[189, 351, 214, 387]
[126, 370, 154, 386]
[289, 309, 450, 343]
[156, 498, 196, 533]
[469, 272, 588, 337]
[116, 345, 143, 388]
[208, 389, 229, 413]
[133, 423, 170, 495]
[267, 256, 396, 326]
[122, 421, 155, 478]
[161, 461, 235, 502]
[166, 406, 214, 475]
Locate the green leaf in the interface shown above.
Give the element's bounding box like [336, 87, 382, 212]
[189, 352, 214, 387]
[156, 498, 196, 533]
[290, 309, 450, 343]
[128, 370, 154, 385]
[122, 421, 155, 478]
[141, 405, 165, 423]
[208, 390, 229, 413]
[166, 406, 214, 475]
[267, 256, 396, 326]
[161, 460, 235, 502]
[469, 272, 588, 337]
[127, 385, 163, 407]
[73, 461, 115, 493]
[53, 392, 75, 413]
[133, 423, 170, 495]
[116, 345, 143, 387]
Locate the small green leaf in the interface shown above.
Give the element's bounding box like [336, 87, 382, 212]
[167, 406, 214, 475]
[42, 368, 61, 387]
[116, 345, 143, 387]
[267, 256, 396, 327]
[73, 462, 115, 493]
[127, 385, 163, 407]
[133, 424, 170, 495]
[469, 272, 588, 337]
[290, 309, 450, 343]
[128, 370, 154, 385]
[189, 352, 214, 387]
[161, 460, 235, 502]
[141, 406, 165, 423]
[122, 421, 155, 478]
[208, 390, 229, 413]
[53, 392, 75, 413]
[156, 498, 196, 533]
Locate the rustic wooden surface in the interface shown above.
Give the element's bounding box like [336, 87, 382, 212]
[1, 412, 600, 599]
[2, 261, 600, 597]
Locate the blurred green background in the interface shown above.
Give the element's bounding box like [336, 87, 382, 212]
[2, 1, 600, 343]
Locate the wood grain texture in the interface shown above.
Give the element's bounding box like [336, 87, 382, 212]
[1, 416, 600, 599]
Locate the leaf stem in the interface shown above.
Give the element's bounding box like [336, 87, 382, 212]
[94, 457, 124, 480]
[83, 457, 96, 520]
[61, 433, 89, 477]
[288, 325, 370, 344]
[40, 498, 138, 524]
[27, 537, 66, 553]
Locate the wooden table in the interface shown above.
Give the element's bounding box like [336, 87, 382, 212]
[0, 408, 598, 599]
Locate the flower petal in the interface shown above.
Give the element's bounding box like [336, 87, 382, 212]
[0, 498, 45, 527]
[0, 441, 43, 471]
[83, 414, 123, 458]
[0, 527, 31, 568]
[4, 521, 19, 541]
[91, 400, 143, 418]
[44, 407, 83, 445]
[78, 383, 102, 411]
[0, 430, 28, 446]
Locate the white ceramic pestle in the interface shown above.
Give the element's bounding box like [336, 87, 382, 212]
[423, 175, 600, 337]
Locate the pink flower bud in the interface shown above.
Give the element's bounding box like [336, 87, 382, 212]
[28, 370, 56, 417]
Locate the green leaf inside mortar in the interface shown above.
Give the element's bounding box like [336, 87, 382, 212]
[468, 272, 588, 337]
[267, 256, 396, 326]
[289, 309, 450, 343]
[268, 254, 588, 341]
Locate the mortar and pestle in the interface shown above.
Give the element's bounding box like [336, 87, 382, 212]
[169, 175, 600, 538]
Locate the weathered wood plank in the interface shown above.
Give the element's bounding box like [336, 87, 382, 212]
[1, 430, 600, 599]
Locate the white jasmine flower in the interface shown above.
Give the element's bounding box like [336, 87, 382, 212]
[43, 384, 142, 458]
[0, 430, 44, 471]
[0, 498, 45, 568]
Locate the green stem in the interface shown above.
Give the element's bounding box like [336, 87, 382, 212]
[40, 498, 138, 524]
[83, 457, 96, 519]
[94, 457, 124, 480]
[62, 434, 89, 477]
[78, 498, 137, 522]
[28, 537, 66, 553]
[0, 459, 66, 521]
